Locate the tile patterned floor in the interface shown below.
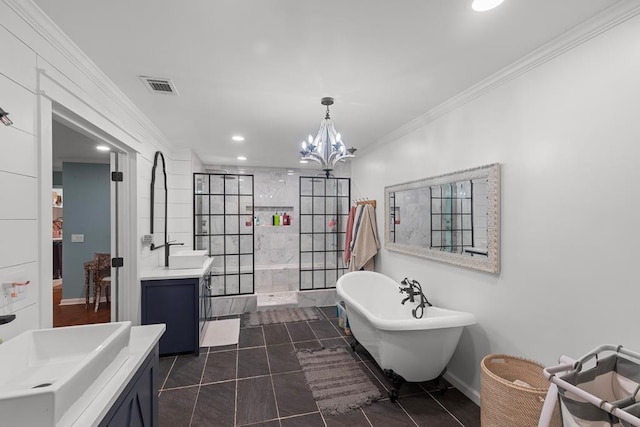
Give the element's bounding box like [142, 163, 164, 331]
[158, 306, 480, 427]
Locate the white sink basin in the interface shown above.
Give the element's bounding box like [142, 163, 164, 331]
[0, 321, 131, 426]
[168, 249, 208, 269]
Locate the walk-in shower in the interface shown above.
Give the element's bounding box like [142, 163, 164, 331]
[193, 170, 351, 313]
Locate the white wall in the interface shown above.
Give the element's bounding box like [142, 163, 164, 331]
[351, 11, 640, 402]
[0, 10, 44, 339]
[0, 0, 196, 335]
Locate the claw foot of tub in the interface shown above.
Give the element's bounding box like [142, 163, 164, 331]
[350, 340, 359, 352]
[435, 367, 448, 395]
[383, 369, 406, 402]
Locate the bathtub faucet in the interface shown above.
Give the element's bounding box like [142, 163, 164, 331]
[399, 278, 421, 304]
[400, 278, 432, 319]
[399, 284, 418, 304]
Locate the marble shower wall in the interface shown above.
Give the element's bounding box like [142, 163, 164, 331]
[209, 166, 305, 293]
[252, 167, 299, 267]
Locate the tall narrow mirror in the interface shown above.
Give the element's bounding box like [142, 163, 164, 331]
[150, 151, 167, 249]
[384, 163, 500, 273]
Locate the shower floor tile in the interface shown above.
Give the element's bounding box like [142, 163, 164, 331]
[257, 290, 298, 309]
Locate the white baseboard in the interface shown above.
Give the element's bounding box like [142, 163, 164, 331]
[59, 297, 108, 306]
[443, 371, 480, 406]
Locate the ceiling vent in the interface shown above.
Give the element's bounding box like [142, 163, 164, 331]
[138, 76, 179, 96]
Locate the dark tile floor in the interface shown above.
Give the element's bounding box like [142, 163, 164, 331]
[158, 306, 480, 427]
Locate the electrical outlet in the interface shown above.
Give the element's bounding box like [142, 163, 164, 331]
[141, 235, 153, 246]
[71, 234, 84, 243]
[0, 271, 29, 308]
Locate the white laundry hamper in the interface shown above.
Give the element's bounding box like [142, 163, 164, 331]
[540, 345, 640, 427]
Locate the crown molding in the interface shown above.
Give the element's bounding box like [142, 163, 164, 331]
[361, 0, 640, 155]
[4, 0, 172, 149]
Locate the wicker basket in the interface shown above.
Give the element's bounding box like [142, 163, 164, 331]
[481, 354, 561, 427]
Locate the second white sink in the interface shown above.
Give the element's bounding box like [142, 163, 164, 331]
[168, 249, 208, 269]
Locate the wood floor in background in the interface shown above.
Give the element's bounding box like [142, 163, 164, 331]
[53, 285, 110, 327]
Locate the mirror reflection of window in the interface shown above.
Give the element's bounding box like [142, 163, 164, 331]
[430, 181, 474, 254]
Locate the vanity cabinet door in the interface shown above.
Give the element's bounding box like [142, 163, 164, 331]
[99, 346, 158, 427]
[142, 278, 199, 356]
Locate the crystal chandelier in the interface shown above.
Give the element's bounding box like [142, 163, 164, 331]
[299, 97, 356, 178]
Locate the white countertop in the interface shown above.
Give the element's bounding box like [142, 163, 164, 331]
[140, 257, 214, 280]
[71, 324, 165, 427]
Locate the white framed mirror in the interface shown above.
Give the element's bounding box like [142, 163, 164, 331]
[384, 163, 500, 273]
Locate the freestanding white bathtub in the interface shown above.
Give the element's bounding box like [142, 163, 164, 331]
[336, 271, 476, 387]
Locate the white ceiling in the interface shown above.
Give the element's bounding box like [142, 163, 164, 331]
[36, 0, 618, 170]
[52, 120, 110, 171]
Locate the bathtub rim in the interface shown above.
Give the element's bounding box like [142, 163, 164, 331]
[336, 271, 476, 332]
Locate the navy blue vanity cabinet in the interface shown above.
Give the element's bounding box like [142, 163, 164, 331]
[99, 345, 159, 427]
[142, 278, 200, 356]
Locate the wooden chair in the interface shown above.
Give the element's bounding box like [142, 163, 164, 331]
[93, 253, 111, 312]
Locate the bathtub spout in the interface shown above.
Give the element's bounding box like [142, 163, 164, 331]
[399, 287, 418, 304]
[399, 278, 419, 303]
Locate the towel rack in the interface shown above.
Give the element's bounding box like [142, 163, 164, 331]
[354, 198, 377, 209]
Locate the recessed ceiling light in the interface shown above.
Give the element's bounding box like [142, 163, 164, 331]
[232, 135, 245, 142]
[96, 145, 110, 151]
[237, 156, 247, 161]
[472, 0, 504, 12]
[300, 160, 308, 164]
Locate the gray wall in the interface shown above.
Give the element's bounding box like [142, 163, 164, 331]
[52, 171, 62, 187]
[62, 162, 110, 299]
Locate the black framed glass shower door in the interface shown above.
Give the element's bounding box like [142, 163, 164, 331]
[194, 173, 254, 296]
[299, 176, 350, 290]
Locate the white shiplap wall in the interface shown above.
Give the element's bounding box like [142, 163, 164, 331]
[0, 0, 200, 336]
[0, 18, 41, 338]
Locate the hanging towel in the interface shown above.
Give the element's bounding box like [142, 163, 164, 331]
[344, 206, 357, 265]
[350, 205, 365, 253]
[349, 204, 380, 271]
